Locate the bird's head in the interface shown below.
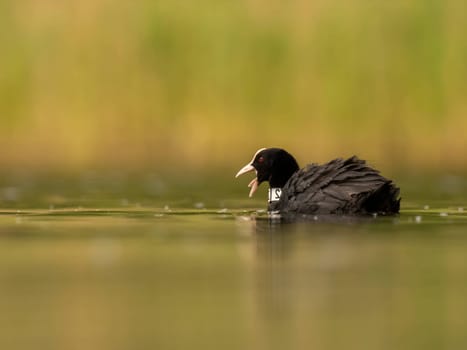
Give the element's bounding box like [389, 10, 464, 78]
[235, 148, 299, 197]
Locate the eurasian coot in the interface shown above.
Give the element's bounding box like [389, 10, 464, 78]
[236, 148, 400, 215]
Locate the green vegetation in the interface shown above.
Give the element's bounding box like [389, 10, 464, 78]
[0, 0, 466, 172]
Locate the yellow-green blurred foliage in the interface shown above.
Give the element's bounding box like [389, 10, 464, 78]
[1, 0, 466, 172]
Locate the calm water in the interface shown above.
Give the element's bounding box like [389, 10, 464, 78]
[0, 174, 466, 350]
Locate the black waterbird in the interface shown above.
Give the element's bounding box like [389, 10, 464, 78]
[236, 148, 400, 215]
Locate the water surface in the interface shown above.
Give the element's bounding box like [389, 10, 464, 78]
[0, 175, 466, 349]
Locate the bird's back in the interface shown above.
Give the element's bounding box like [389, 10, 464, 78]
[272, 156, 400, 215]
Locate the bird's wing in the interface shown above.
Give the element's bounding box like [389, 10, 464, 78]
[278, 156, 398, 214]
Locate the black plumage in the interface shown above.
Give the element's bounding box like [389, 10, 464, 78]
[236, 148, 400, 215]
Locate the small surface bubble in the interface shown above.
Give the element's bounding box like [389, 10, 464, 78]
[194, 202, 205, 209]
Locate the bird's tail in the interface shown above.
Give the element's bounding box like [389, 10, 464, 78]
[363, 182, 401, 215]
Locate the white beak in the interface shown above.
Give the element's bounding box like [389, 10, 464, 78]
[235, 163, 259, 197]
[235, 164, 255, 178]
[235, 148, 267, 198]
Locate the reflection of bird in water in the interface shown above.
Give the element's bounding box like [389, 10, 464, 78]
[236, 148, 400, 216]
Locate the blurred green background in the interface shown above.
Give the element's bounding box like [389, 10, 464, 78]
[1, 0, 466, 173]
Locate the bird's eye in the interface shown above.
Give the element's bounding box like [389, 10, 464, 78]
[258, 156, 264, 163]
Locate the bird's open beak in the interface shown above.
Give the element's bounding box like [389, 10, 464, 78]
[235, 164, 255, 178]
[235, 164, 259, 198]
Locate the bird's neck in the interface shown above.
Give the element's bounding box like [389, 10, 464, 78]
[268, 167, 297, 204]
[269, 163, 299, 188]
[267, 149, 300, 194]
[269, 175, 290, 188]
